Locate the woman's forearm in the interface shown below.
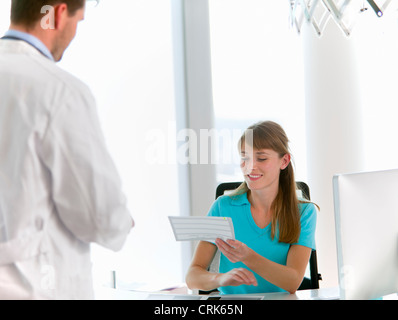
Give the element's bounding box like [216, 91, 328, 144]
[243, 250, 302, 294]
[215, 239, 310, 294]
[185, 265, 220, 292]
[186, 265, 258, 291]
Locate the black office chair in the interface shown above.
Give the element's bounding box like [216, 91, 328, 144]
[214, 181, 322, 291]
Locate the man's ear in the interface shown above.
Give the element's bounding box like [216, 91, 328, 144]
[53, 3, 68, 30]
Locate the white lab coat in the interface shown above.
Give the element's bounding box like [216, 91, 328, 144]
[0, 40, 133, 299]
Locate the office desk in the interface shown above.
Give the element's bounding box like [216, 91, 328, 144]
[95, 286, 340, 300]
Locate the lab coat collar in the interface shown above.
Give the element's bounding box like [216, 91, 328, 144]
[2, 30, 54, 61]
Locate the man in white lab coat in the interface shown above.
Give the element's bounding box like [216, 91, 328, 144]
[0, 0, 134, 299]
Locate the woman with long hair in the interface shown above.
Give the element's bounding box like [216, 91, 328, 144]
[185, 121, 317, 294]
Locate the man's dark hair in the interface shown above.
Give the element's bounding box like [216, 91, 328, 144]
[11, 0, 85, 27]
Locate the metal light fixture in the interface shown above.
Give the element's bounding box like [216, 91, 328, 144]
[289, 0, 396, 36]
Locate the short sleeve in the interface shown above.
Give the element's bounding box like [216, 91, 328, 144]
[295, 202, 317, 250]
[206, 196, 223, 218]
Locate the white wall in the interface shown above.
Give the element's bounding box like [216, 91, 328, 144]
[301, 9, 398, 288]
[302, 20, 364, 288]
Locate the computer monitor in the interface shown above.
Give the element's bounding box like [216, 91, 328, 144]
[333, 169, 398, 300]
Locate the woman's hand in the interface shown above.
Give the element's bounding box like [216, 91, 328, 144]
[215, 238, 252, 263]
[216, 268, 258, 287]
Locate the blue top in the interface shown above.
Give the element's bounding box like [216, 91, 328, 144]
[2, 30, 54, 61]
[207, 192, 317, 294]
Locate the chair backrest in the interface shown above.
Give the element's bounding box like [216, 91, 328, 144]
[215, 181, 322, 290]
[217, 181, 311, 201]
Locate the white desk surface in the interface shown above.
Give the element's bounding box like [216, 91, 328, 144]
[95, 286, 340, 300]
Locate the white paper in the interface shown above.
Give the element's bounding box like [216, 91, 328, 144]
[168, 216, 235, 242]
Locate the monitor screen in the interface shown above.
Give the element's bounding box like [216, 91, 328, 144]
[333, 169, 398, 300]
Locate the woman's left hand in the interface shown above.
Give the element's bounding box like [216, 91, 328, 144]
[215, 238, 253, 263]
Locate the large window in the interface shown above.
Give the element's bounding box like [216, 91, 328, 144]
[208, 0, 308, 184]
[208, 0, 398, 188]
[60, 0, 182, 290]
[0, 2, 10, 34]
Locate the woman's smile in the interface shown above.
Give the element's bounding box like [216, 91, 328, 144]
[247, 174, 263, 181]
